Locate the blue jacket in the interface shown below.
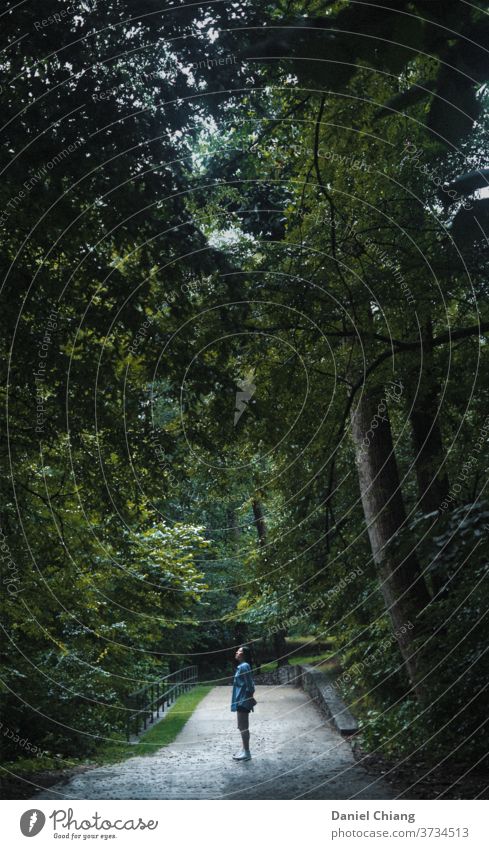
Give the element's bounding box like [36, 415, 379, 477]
[231, 661, 255, 712]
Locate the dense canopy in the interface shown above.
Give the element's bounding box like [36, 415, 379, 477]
[1, 0, 488, 795]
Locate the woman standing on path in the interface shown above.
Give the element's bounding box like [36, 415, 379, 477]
[231, 645, 255, 761]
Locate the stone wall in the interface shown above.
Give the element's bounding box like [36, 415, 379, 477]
[253, 664, 358, 737]
[252, 665, 301, 686]
[296, 665, 358, 736]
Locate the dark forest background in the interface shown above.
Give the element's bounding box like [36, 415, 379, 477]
[1, 0, 489, 793]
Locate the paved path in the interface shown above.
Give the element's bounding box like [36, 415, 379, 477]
[34, 686, 393, 800]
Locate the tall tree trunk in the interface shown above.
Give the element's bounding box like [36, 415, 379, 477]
[410, 399, 449, 513]
[407, 320, 450, 595]
[228, 510, 249, 652]
[228, 508, 241, 547]
[252, 498, 267, 546]
[252, 496, 289, 666]
[350, 387, 431, 699]
[409, 320, 450, 514]
[273, 629, 288, 667]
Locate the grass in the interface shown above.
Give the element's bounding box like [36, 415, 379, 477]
[285, 634, 336, 646]
[259, 650, 337, 673]
[93, 684, 213, 763]
[0, 684, 213, 781]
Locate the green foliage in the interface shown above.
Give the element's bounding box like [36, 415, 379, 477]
[2, 1, 489, 782]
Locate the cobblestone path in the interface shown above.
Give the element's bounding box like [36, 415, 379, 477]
[34, 686, 394, 800]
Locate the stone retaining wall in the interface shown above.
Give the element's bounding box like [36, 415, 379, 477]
[297, 665, 358, 737]
[252, 665, 301, 686]
[253, 664, 358, 737]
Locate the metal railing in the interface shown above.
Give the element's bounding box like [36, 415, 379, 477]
[124, 665, 198, 740]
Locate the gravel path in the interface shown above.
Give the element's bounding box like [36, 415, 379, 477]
[34, 685, 394, 800]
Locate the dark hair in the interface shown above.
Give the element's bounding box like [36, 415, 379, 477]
[239, 645, 253, 667]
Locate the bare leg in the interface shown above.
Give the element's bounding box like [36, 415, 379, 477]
[236, 710, 250, 755]
[241, 727, 250, 751]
